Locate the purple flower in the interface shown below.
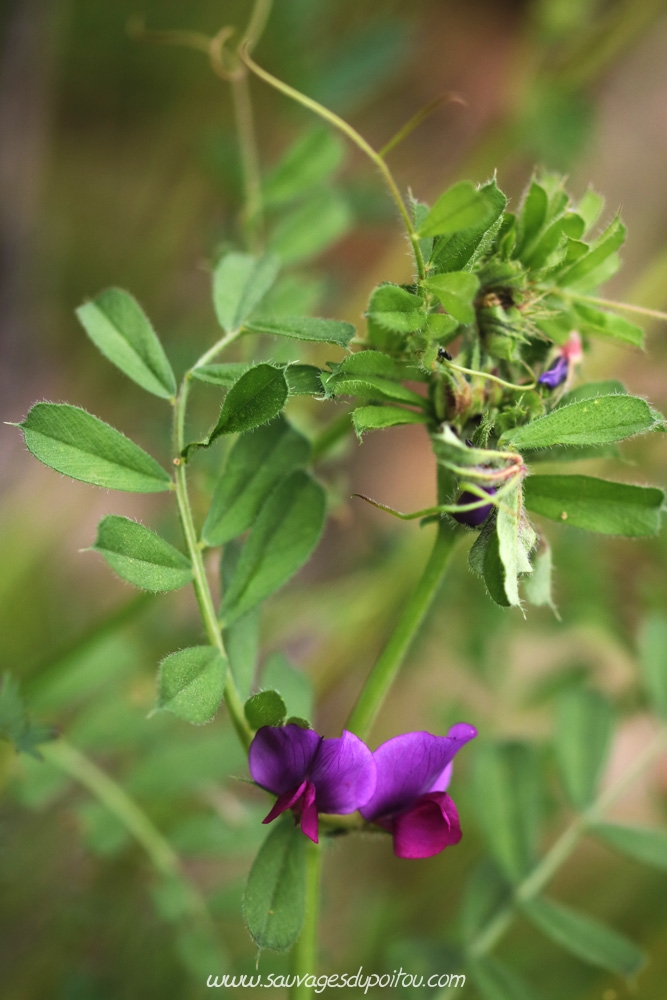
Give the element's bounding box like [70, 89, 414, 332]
[248, 724, 377, 844]
[360, 724, 477, 859]
[452, 487, 496, 527]
[538, 354, 569, 389]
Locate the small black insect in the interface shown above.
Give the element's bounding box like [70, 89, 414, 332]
[437, 347, 452, 361]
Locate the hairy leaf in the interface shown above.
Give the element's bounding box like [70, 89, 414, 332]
[92, 515, 192, 591]
[213, 253, 279, 332]
[76, 288, 176, 398]
[156, 647, 226, 725]
[243, 816, 306, 951]
[20, 403, 172, 492]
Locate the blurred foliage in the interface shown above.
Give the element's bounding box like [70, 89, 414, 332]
[2, 0, 667, 997]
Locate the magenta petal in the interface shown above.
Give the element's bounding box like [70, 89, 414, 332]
[360, 726, 477, 821]
[248, 724, 321, 796]
[310, 730, 377, 814]
[391, 792, 462, 859]
[262, 780, 308, 825]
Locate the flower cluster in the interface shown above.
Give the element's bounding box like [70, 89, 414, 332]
[248, 722, 476, 859]
[538, 330, 582, 389]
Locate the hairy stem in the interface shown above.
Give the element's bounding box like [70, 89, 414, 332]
[291, 838, 323, 999]
[346, 521, 460, 740]
[239, 47, 426, 280]
[468, 727, 667, 958]
[43, 739, 212, 923]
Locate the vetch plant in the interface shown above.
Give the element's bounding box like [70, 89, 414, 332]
[5, 3, 667, 998]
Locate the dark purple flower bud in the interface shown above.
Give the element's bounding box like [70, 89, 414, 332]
[452, 487, 496, 527]
[538, 354, 569, 389]
[360, 724, 477, 859]
[248, 724, 377, 844]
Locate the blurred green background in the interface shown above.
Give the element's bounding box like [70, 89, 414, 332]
[2, 0, 667, 997]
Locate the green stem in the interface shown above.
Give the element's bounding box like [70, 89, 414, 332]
[43, 739, 211, 923]
[291, 838, 323, 999]
[239, 47, 426, 280]
[172, 371, 251, 751]
[561, 290, 667, 324]
[346, 521, 459, 740]
[468, 727, 667, 958]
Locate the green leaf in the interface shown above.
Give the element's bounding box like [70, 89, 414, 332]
[326, 349, 428, 383]
[366, 284, 426, 332]
[244, 690, 287, 729]
[284, 365, 324, 396]
[558, 216, 626, 289]
[481, 522, 510, 607]
[499, 395, 657, 450]
[418, 180, 501, 237]
[20, 403, 172, 493]
[203, 417, 310, 546]
[221, 540, 259, 702]
[591, 823, 667, 871]
[555, 380, 626, 408]
[469, 956, 539, 1000]
[554, 688, 613, 809]
[92, 515, 193, 591]
[242, 816, 306, 952]
[208, 364, 288, 442]
[244, 315, 355, 348]
[523, 540, 557, 614]
[573, 303, 644, 348]
[472, 741, 541, 881]
[220, 471, 326, 626]
[213, 253, 280, 332]
[422, 271, 480, 324]
[323, 370, 425, 407]
[263, 128, 344, 207]
[76, 288, 176, 399]
[429, 178, 507, 273]
[191, 362, 324, 397]
[576, 187, 604, 232]
[524, 475, 664, 536]
[0, 673, 57, 759]
[351, 405, 428, 437]
[156, 647, 226, 725]
[191, 362, 251, 387]
[491, 485, 535, 608]
[461, 861, 511, 943]
[514, 180, 549, 258]
[521, 897, 645, 977]
[268, 188, 352, 265]
[638, 616, 667, 719]
[262, 653, 313, 722]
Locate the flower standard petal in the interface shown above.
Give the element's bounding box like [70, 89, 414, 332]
[310, 730, 377, 814]
[360, 726, 477, 821]
[428, 723, 478, 792]
[248, 724, 321, 796]
[391, 793, 462, 859]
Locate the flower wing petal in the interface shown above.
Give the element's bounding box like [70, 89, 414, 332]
[360, 725, 476, 820]
[392, 792, 461, 859]
[248, 724, 321, 795]
[310, 730, 377, 814]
